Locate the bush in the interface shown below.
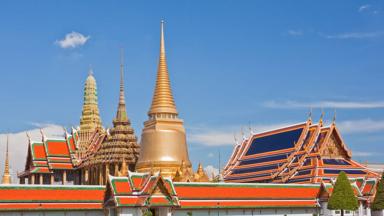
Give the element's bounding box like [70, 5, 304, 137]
[372, 173, 384, 211]
[328, 171, 358, 216]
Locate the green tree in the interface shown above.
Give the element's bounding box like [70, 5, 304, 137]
[143, 209, 153, 216]
[327, 171, 358, 216]
[372, 173, 384, 211]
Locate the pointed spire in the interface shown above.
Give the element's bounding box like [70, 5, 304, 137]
[319, 109, 325, 126]
[148, 20, 178, 116]
[115, 48, 128, 121]
[308, 107, 313, 122]
[332, 109, 337, 124]
[119, 158, 128, 177]
[2, 135, 11, 184]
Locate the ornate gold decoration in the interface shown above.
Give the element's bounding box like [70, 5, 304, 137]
[193, 163, 209, 182]
[2, 135, 11, 184]
[85, 51, 139, 184]
[136, 21, 192, 178]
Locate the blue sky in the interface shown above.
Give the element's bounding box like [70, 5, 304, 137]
[0, 0, 384, 174]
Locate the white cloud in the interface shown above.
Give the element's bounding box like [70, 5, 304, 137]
[353, 151, 375, 157]
[188, 123, 293, 146]
[263, 100, 384, 109]
[359, 4, 371, 12]
[55, 32, 90, 48]
[204, 165, 219, 180]
[337, 119, 384, 134]
[287, 30, 303, 36]
[0, 124, 64, 182]
[323, 31, 384, 39]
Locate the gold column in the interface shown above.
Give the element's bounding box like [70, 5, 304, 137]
[62, 171, 67, 185]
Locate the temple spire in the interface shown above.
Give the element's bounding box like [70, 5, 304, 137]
[78, 68, 103, 151]
[148, 20, 178, 116]
[2, 135, 11, 184]
[116, 49, 128, 120]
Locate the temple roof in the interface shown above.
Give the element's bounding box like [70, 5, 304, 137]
[104, 172, 320, 209]
[19, 129, 78, 177]
[0, 184, 104, 211]
[223, 118, 379, 184]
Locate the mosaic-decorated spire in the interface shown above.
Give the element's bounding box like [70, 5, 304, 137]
[79, 69, 103, 150]
[148, 20, 178, 116]
[2, 136, 11, 184]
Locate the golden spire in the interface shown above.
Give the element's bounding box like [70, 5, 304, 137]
[119, 158, 128, 177]
[116, 48, 128, 121]
[308, 107, 313, 122]
[332, 109, 337, 124]
[319, 109, 325, 126]
[148, 20, 178, 116]
[2, 135, 11, 184]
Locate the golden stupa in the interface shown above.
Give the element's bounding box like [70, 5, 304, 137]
[136, 21, 192, 177]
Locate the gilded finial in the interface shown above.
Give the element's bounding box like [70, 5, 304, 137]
[2, 135, 11, 184]
[148, 20, 178, 116]
[332, 109, 337, 124]
[319, 109, 325, 126]
[248, 122, 253, 135]
[308, 107, 313, 122]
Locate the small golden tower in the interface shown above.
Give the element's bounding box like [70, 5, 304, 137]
[136, 21, 192, 177]
[2, 136, 11, 184]
[78, 69, 103, 151]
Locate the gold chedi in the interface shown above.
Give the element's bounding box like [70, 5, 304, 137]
[2, 136, 11, 184]
[136, 21, 192, 178]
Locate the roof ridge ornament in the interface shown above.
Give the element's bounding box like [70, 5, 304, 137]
[332, 109, 337, 125]
[319, 109, 325, 126]
[308, 107, 313, 122]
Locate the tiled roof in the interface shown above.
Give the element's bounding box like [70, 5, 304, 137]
[20, 129, 79, 177]
[224, 118, 379, 185]
[0, 185, 104, 211]
[105, 172, 320, 209]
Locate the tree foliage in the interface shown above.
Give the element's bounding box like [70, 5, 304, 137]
[328, 171, 358, 212]
[372, 173, 384, 211]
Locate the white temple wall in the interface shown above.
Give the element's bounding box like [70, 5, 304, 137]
[110, 207, 319, 216]
[0, 211, 104, 216]
[173, 208, 318, 216]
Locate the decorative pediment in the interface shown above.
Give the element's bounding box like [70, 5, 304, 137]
[319, 125, 351, 159]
